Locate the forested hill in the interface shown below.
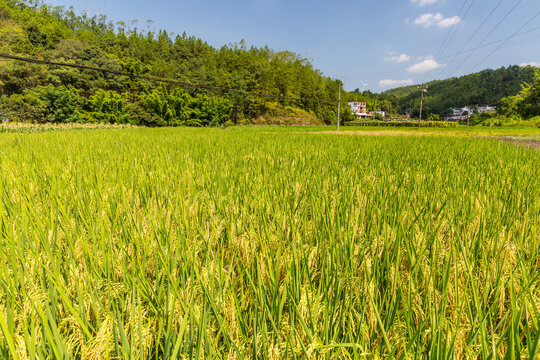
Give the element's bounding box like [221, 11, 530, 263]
[384, 66, 537, 116]
[0, 0, 352, 125]
[1, 0, 536, 125]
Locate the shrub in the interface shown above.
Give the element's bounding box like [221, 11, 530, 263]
[141, 86, 191, 126]
[190, 94, 232, 126]
[373, 113, 385, 121]
[126, 102, 164, 127]
[37, 85, 85, 123]
[0, 91, 43, 122]
[87, 89, 130, 124]
[0, 85, 85, 123]
[427, 113, 440, 121]
[340, 105, 356, 123]
[480, 115, 540, 128]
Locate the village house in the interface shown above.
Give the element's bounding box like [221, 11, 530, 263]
[445, 105, 497, 121]
[348, 102, 367, 116]
[348, 102, 385, 119]
[451, 105, 496, 116]
[452, 107, 473, 116]
[477, 106, 496, 113]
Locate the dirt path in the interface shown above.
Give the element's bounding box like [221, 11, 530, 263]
[316, 130, 540, 149]
[497, 137, 540, 149]
[317, 130, 475, 137]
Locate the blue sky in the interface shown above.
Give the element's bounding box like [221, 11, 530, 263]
[44, 0, 540, 92]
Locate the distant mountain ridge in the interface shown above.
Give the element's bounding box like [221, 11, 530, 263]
[383, 66, 537, 116]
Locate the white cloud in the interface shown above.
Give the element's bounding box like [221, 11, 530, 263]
[385, 53, 411, 63]
[411, 0, 438, 6]
[379, 79, 414, 88]
[438, 16, 461, 28]
[520, 62, 540, 67]
[413, 13, 461, 28]
[407, 58, 446, 73]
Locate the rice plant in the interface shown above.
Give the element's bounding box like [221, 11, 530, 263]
[0, 127, 538, 359]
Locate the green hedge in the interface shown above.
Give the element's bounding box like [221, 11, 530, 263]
[345, 120, 459, 128]
[479, 116, 540, 128]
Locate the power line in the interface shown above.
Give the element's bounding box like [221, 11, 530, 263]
[431, 0, 477, 82]
[469, 8, 540, 72]
[0, 52, 337, 104]
[435, 0, 471, 60]
[373, 25, 540, 77]
[437, 0, 476, 61]
[475, 0, 524, 46]
[444, 31, 540, 79]
[453, 0, 524, 73]
[441, 0, 504, 78]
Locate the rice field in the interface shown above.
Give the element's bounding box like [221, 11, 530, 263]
[0, 127, 539, 359]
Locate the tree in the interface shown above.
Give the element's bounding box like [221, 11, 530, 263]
[0, 0, 393, 126]
[190, 94, 232, 126]
[340, 104, 356, 124]
[26, 22, 47, 47]
[87, 89, 129, 123]
[37, 85, 85, 122]
[0, 91, 43, 122]
[141, 87, 190, 126]
[427, 113, 439, 121]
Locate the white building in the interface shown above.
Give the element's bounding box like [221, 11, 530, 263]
[452, 107, 472, 116]
[478, 106, 496, 113]
[452, 105, 496, 116]
[349, 102, 367, 116]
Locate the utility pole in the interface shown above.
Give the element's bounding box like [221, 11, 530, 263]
[418, 83, 427, 129]
[337, 83, 341, 131]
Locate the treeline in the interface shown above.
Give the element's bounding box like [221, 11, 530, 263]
[384, 66, 537, 117]
[0, 0, 348, 125]
[1, 85, 234, 126]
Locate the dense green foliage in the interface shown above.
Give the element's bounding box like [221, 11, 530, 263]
[0, 127, 538, 358]
[499, 69, 540, 119]
[0, 0, 347, 125]
[1, 0, 537, 126]
[384, 66, 537, 116]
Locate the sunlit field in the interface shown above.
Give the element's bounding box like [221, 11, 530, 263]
[0, 127, 538, 359]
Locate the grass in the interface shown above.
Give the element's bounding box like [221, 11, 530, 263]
[0, 126, 538, 359]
